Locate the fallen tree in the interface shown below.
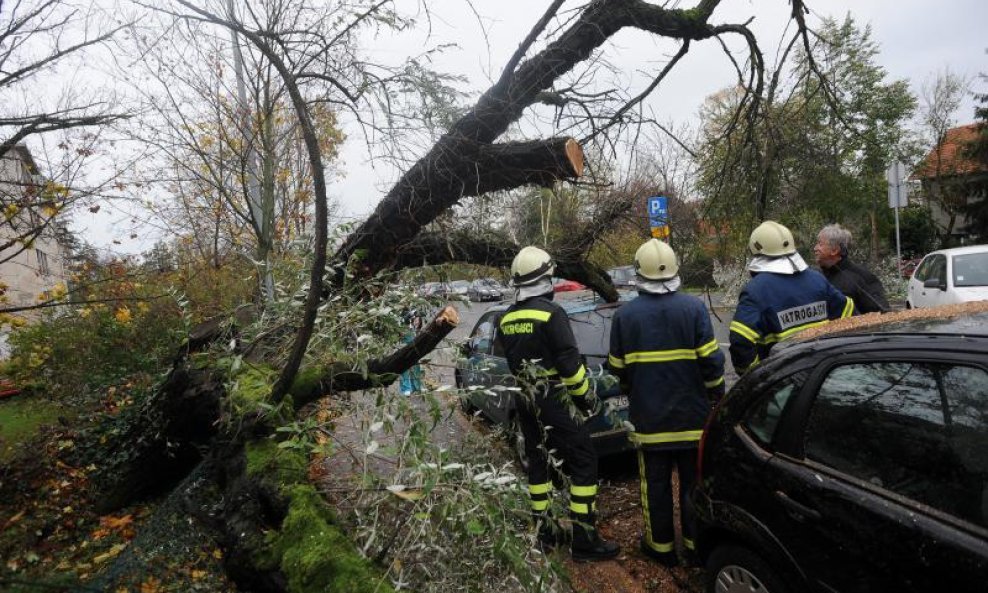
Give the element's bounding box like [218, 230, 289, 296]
[80, 1, 824, 591]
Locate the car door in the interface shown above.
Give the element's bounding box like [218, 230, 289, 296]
[911, 254, 948, 308]
[764, 354, 988, 593]
[463, 311, 516, 424]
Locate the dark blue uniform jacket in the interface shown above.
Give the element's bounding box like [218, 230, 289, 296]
[729, 269, 854, 374]
[608, 292, 725, 450]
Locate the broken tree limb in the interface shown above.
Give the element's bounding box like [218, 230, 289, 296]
[334, 1, 722, 278]
[289, 306, 460, 406]
[335, 137, 585, 276]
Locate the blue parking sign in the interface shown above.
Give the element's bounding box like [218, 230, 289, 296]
[648, 196, 669, 239]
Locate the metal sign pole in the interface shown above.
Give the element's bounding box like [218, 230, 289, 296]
[894, 166, 902, 267]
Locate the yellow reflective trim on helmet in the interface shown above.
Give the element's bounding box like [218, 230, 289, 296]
[696, 338, 720, 357]
[529, 482, 552, 495]
[560, 365, 586, 386]
[631, 429, 704, 444]
[624, 349, 697, 364]
[531, 499, 550, 511]
[500, 309, 552, 325]
[704, 376, 725, 388]
[570, 484, 597, 497]
[608, 353, 625, 369]
[730, 321, 761, 343]
[569, 501, 590, 515]
[842, 297, 855, 319]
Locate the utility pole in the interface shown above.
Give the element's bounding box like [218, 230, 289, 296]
[227, 0, 274, 302]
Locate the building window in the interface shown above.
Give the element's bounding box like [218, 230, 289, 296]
[36, 249, 50, 276]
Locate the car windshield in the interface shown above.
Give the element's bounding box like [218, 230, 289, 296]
[451, 280, 469, 289]
[568, 307, 619, 366]
[952, 252, 988, 287]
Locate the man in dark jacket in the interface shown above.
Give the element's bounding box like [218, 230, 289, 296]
[813, 223, 890, 313]
[608, 239, 725, 567]
[495, 245, 619, 562]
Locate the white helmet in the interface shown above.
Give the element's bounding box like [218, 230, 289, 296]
[749, 221, 797, 257]
[634, 238, 679, 281]
[510, 246, 555, 287]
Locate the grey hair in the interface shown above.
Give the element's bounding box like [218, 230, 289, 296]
[819, 223, 852, 253]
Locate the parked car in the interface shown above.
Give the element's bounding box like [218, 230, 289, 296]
[467, 278, 505, 302]
[907, 245, 988, 308]
[694, 307, 988, 593]
[454, 301, 631, 463]
[449, 280, 470, 298]
[418, 282, 453, 298]
[552, 278, 586, 293]
[607, 265, 637, 289]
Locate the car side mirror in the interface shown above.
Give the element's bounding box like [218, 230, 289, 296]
[923, 277, 946, 291]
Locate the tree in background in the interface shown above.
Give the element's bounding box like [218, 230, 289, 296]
[917, 67, 971, 243]
[696, 16, 917, 262]
[960, 59, 988, 241]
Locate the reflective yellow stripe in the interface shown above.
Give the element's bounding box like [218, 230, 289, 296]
[624, 349, 697, 364]
[536, 367, 559, 377]
[730, 321, 761, 343]
[696, 338, 719, 357]
[631, 429, 704, 444]
[842, 297, 855, 318]
[684, 537, 695, 550]
[741, 355, 761, 374]
[646, 540, 675, 553]
[570, 484, 597, 497]
[569, 380, 589, 397]
[531, 499, 550, 511]
[704, 376, 725, 388]
[500, 309, 551, 325]
[569, 501, 590, 515]
[529, 482, 552, 495]
[763, 319, 830, 344]
[608, 353, 625, 369]
[560, 365, 586, 386]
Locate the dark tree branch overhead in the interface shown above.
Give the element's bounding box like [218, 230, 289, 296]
[333, 0, 735, 277]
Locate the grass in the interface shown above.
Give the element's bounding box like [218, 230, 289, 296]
[0, 395, 61, 462]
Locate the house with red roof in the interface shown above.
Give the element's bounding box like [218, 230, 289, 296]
[911, 123, 988, 243]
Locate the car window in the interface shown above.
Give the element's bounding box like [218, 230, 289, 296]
[744, 379, 799, 447]
[930, 255, 947, 284]
[953, 253, 988, 288]
[469, 312, 500, 355]
[913, 255, 936, 282]
[569, 308, 617, 367]
[805, 361, 988, 528]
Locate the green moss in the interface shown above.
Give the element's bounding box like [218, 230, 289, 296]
[266, 485, 394, 593]
[0, 396, 62, 462]
[244, 439, 308, 486]
[228, 364, 278, 412]
[287, 366, 324, 405]
[245, 440, 395, 593]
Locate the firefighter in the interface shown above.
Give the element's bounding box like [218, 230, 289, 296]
[730, 221, 855, 374]
[607, 239, 725, 567]
[495, 245, 620, 562]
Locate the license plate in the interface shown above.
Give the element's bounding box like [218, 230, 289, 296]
[605, 395, 629, 410]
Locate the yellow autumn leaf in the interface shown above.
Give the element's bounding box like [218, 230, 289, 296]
[114, 307, 132, 324]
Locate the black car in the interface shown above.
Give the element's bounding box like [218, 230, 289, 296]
[694, 309, 988, 593]
[455, 300, 631, 463]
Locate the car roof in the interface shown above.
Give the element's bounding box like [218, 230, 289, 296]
[481, 296, 622, 316]
[924, 244, 988, 257]
[776, 301, 988, 356]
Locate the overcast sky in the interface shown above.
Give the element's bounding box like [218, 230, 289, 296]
[61, 0, 987, 254]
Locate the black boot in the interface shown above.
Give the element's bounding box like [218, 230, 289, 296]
[571, 517, 620, 562]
